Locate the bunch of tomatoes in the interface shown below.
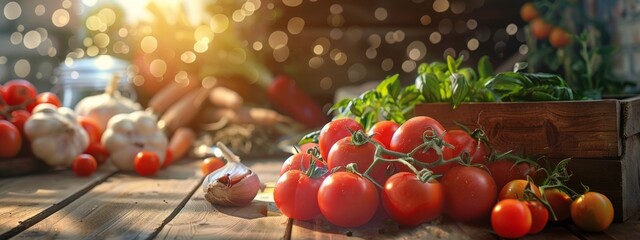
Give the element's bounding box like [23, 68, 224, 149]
[521, 2, 571, 48]
[273, 116, 614, 238]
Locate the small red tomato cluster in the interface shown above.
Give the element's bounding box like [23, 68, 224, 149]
[274, 116, 614, 236]
[1, 79, 61, 159]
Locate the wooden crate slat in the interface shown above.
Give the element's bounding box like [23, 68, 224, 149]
[621, 135, 640, 221]
[13, 161, 202, 239]
[415, 100, 621, 158]
[156, 159, 288, 240]
[622, 96, 640, 137]
[0, 164, 117, 238]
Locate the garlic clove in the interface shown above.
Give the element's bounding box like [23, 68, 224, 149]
[202, 142, 261, 207]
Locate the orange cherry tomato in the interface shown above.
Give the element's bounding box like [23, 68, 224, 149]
[571, 192, 614, 232]
[530, 18, 552, 39]
[201, 157, 225, 175]
[499, 179, 542, 200]
[72, 154, 98, 177]
[549, 27, 572, 48]
[520, 3, 539, 22]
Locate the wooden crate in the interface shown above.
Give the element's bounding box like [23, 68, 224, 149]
[414, 96, 640, 222]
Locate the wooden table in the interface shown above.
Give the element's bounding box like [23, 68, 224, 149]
[1, 158, 638, 239]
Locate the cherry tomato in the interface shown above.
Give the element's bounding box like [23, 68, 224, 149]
[274, 170, 323, 220]
[525, 200, 549, 234]
[491, 199, 532, 239]
[442, 130, 489, 165]
[499, 179, 542, 201]
[382, 172, 444, 226]
[78, 116, 103, 143]
[84, 142, 110, 165]
[531, 18, 552, 39]
[134, 151, 161, 176]
[2, 79, 37, 106]
[72, 154, 98, 177]
[298, 142, 318, 155]
[571, 192, 613, 232]
[29, 92, 62, 112]
[161, 149, 174, 169]
[549, 27, 571, 48]
[520, 2, 539, 22]
[318, 171, 379, 227]
[9, 110, 30, 134]
[390, 116, 450, 174]
[280, 152, 324, 176]
[441, 165, 497, 222]
[201, 157, 225, 175]
[544, 188, 572, 221]
[0, 120, 22, 158]
[318, 118, 364, 161]
[487, 160, 539, 191]
[367, 120, 400, 149]
[328, 136, 392, 186]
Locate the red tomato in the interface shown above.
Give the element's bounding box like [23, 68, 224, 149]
[499, 179, 542, 201]
[9, 110, 30, 134]
[367, 120, 400, 149]
[78, 116, 103, 143]
[72, 154, 98, 177]
[317, 171, 379, 227]
[274, 170, 323, 220]
[531, 18, 552, 39]
[161, 149, 173, 169]
[525, 200, 549, 234]
[442, 130, 489, 165]
[571, 192, 613, 232]
[544, 188, 572, 221]
[30, 92, 62, 111]
[84, 142, 110, 165]
[298, 142, 318, 154]
[201, 157, 225, 175]
[318, 118, 364, 161]
[491, 199, 532, 239]
[549, 27, 571, 48]
[134, 151, 161, 176]
[520, 2, 539, 22]
[441, 165, 497, 222]
[2, 79, 37, 106]
[390, 116, 449, 174]
[487, 160, 539, 191]
[0, 120, 22, 158]
[382, 172, 444, 226]
[280, 153, 324, 176]
[328, 136, 392, 186]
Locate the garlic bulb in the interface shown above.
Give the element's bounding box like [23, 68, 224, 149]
[74, 75, 141, 131]
[202, 142, 261, 207]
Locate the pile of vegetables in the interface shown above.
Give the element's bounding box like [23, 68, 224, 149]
[274, 116, 614, 237]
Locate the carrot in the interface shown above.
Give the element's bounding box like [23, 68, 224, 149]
[159, 87, 209, 133]
[198, 107, 287, 126]
[168, 127, 196, 161]
[146, 77, 201, 115]
[209, 87, 243, 109]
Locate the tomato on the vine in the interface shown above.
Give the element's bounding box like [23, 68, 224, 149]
[491, 199, 532, 239]
[531, 18, 552, 39]
[0, 120, 22, 158]
[134, 151, 161, 176]
[280, 152, 324, 176]
[549, 27, 571, 48]
[2, 79, 37, 106]
[499, 179, 542, 201]
[390, 116, 450, 174]
[368, 120, 400, 149]
[442, 130, 489, 165]
[328, 136, 391, 186]
[520, 2, 539, 22]
[382, 172, 444, 226]
[525, 200, 549, 234]
[298, 142, 318, 155]
[317, 171, 379, 228]
[571, 192, 613, 232]
[274, 169, 323, 220]
[201, 157, 225, 175]
[544, 188, 572, 221]
[32, 92, 62, 110]
[318, 118, 364, 161]
[441, 165, 497, 222]
[72, 154, 98, 177]
[487, 160, 539, 191]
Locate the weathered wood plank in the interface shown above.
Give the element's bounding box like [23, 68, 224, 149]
[415, 100, 621, 159]
[621, 96, 640, 137]
[13, 161, 203, 239]
[0, 164, 117, 238]
[155, 159, 288, 240]
[621, 135, 640, 221]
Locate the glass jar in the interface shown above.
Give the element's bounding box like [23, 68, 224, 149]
[51, 55, 136, 108]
